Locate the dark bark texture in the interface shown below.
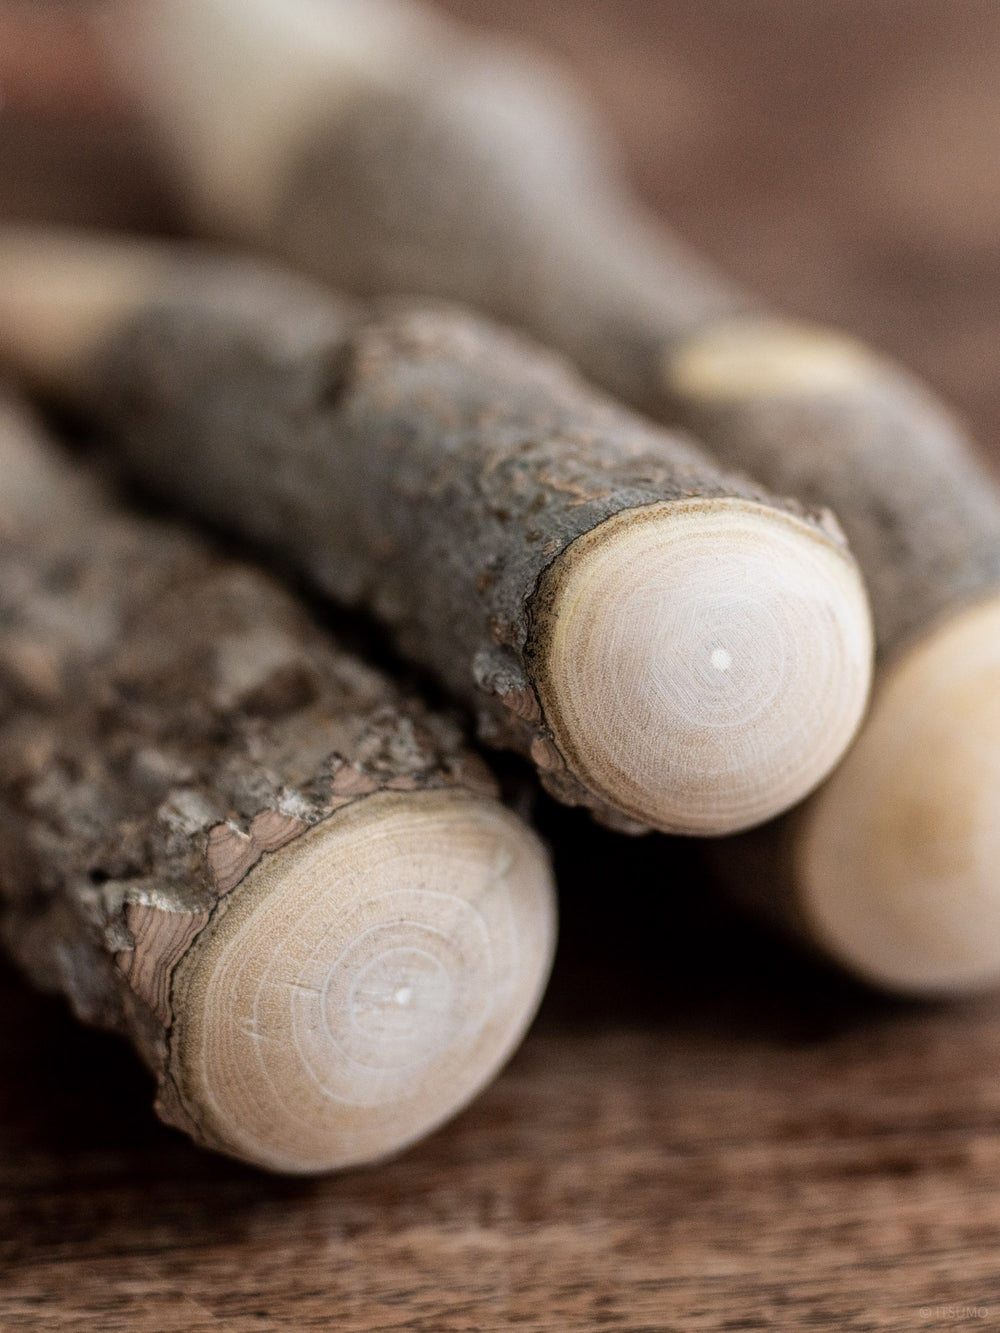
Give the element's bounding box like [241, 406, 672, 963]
[0, 398, 498, 1120]
[78, 253, 842, 828]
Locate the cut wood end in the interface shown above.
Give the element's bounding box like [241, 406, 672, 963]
[0, 228, 162, 393]
[665, 318, 881, 401]
[169, 789, 556, 1174]
[532, 498, 873, 834]
[799, 595, 1000, 994]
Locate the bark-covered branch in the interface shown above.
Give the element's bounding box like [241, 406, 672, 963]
[0, 230, 872, 838]
[0, 396, 555, 1172]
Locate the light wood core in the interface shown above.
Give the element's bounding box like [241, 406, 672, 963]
[799, 596, 1000, 994]
[170, 789, 556, 1173]
[533, 498, 873, 835]
[666, 318, 882, 400]
[0, 226, 163, 394]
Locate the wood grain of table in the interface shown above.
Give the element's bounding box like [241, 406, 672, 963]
[4, 2, 1000, 1329]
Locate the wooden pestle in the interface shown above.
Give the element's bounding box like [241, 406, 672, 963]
[0, 228, 872, 837]
[93, 0, 1000, 993]
[0, 394, 556, 1173]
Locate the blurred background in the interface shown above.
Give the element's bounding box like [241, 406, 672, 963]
[3, 2, 1000, 1327]
[4, 0, 1000, 443]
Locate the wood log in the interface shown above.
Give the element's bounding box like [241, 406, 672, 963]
[91, 0, 1000, 993]
[0, 394, 556, 1173]
[0, 228, 872, 838]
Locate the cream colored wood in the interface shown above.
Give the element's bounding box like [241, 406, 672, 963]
[171, 789, 556, 1173]
[666, 319, 884, 400]
[0, 226, 161, 394]
[799, 596, 1000, 994]
[533, 498, 873, 835]
[99, 0, 445, 236]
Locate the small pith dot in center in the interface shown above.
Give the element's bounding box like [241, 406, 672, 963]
[394, 987, 413, 1007]
[710, 648, 733, 672]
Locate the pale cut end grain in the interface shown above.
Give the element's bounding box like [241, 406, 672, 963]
[171, 789, 556, 1174]
[798, 596, 1000, 994]
[531, 497, 874, 835]
[665, 319, 882, 402]
[0, 226, 162, 394]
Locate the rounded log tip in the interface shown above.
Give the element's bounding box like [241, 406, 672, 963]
[0, 227, 163, 392]
[798, 596, 1000, 995]
[170, 789, 556, 1173]
[532, 497, 873, 835]
[665, 317, 882, 401]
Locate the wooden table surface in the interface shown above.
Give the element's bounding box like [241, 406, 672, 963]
[5, 2, 1000, 1328]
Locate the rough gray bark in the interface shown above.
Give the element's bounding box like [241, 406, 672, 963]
[49, 249, 867, 836]
[0, 396, 554, 1170]
[276, 64, 745, 415]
